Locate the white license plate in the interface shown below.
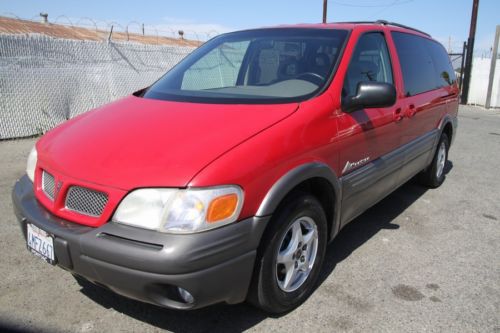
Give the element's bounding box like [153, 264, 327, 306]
[27, 223, 55, 264]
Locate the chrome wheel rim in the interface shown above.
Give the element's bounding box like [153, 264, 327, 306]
[436, 142, 446, 178]
[276, 216, 318, 292]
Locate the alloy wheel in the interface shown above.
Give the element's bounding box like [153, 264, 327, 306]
[275, 216, 319, 292]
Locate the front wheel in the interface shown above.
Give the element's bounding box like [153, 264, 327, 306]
[248, 194, 327, 314]
[419, 133, 449, 188]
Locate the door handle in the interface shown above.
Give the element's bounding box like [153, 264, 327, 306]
[406, 104, 416, 118]
[439, 93, 457, 103]
[440, 93, 457, 99]
[393, 108, 403, 122]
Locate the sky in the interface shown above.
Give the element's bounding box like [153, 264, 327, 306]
[0, 0, 498, 56]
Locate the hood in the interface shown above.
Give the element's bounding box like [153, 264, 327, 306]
[37, 95, 298, 190]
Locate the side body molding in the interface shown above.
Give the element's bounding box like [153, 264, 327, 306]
[256, 162, 342, 241]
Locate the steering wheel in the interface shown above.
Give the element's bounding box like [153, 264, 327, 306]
[294, 72, 325, 85]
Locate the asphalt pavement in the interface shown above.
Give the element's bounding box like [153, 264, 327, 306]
[0, 105, 498, 333]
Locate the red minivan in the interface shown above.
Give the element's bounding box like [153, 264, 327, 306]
[13, 21, 458, 313]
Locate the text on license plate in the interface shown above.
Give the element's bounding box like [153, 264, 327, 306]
[27, 223, 55, 263]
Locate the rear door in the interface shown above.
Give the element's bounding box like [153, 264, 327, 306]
[337, 31, 404, 225]
[391, 32, 458, 181]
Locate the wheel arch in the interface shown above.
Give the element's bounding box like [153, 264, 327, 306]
[438, 114, 457, 146]
[256, 162, 341, 242]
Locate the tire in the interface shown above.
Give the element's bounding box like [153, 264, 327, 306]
[248, 194, 327, 314]
[419, 133, 449, 188]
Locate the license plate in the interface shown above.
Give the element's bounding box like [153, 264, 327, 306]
[27, 223, 55, 264]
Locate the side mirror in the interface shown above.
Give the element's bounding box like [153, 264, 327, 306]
[342, 82, 396, 113]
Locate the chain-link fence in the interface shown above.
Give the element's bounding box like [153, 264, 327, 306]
[448, 42, 466, 94]
[0, 34, 195, 139]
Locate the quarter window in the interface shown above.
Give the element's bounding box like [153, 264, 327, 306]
[427, 40, 456, 87]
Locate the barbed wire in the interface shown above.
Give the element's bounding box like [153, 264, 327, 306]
[53, 15, 74, 26]
[1, 12, 21, 20]
[0, 13, 220, 44]
[74, 17, 99, 32]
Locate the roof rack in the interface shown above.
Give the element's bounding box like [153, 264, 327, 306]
[333, 20, 431, 37]
[375, 20, 431, 37]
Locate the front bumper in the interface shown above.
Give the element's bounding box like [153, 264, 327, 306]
[12, 175, 269, 310]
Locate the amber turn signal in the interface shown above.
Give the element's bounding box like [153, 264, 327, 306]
[207, 194, 239, 223]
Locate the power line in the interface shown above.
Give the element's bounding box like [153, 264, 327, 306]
[368, 2, 397, 19]
[330, 0, 413, 8]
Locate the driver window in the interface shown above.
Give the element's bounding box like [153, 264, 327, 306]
[342, 32, 393, 99]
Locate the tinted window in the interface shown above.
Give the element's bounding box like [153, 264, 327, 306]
[144, 29, 348, 104]
[391, 32, 438, 96]
[427, 40, 456, 87]
[343, 32, 393, 99]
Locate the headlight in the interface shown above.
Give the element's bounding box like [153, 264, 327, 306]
[26, 146, 38, 182]
[113, 186, 244, 233]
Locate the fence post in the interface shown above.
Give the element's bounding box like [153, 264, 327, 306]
[108, 25, 113, 43]
[485, 25, 500, 109]
[459, 41, 467, 94]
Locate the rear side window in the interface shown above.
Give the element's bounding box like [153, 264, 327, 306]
[391, 32, 437, 96]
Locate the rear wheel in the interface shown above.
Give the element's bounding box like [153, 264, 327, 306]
[419, 133, 449, 188]
[248, 194, 327, 314]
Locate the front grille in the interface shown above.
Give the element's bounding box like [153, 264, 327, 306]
[65, 186, 108, 217]
[42, 171, 55, 200]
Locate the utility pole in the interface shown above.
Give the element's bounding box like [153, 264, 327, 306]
[323, 0, 328, 24]
[461, 0, 479, 104]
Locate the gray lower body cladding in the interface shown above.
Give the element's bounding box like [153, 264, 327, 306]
[12, 175, 269, 310]
[340, 129, 440, 226]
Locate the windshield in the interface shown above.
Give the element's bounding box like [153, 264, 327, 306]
[143, 28, 348, 104]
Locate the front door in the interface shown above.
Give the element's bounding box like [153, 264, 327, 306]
[336, 31, 404, 225]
